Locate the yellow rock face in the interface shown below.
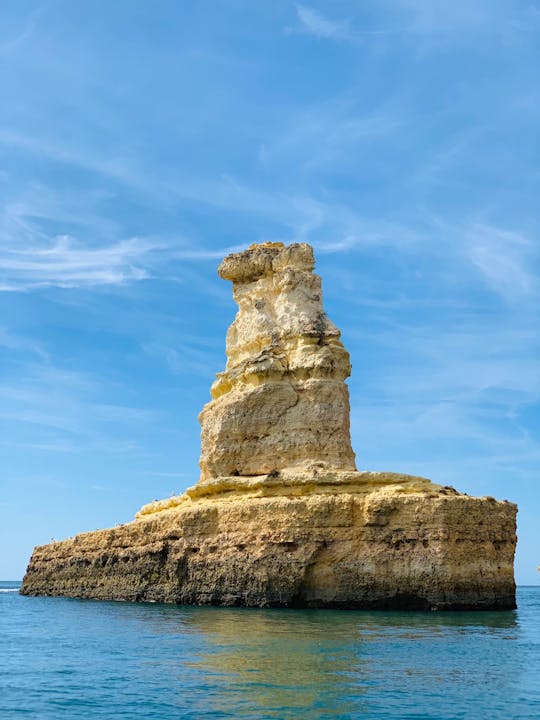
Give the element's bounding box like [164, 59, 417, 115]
[199, 242, 355, 480]
[21, 242, 518, 609]
[21, 484, 516, 609]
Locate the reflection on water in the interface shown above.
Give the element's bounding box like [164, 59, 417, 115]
[184, 610, 368, 718]
[3, 585, 539, 720]
[132, 603, 523, 719]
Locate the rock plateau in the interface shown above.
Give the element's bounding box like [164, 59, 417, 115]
[21, 242, 517, 609]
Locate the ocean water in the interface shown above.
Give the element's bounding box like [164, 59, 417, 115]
[2, 582, 539, 719]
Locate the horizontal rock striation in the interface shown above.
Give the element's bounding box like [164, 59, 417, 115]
[199, 242, 355, 480]
[21, 242, 518, 609]
[21, 477, 516, 609]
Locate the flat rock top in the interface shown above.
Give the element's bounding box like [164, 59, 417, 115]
[218, 242, 315, 284]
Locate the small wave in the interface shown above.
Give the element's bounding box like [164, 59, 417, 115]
[0, 588, 19, 593]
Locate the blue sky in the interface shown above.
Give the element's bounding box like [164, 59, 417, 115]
[1, 0, 539, 583]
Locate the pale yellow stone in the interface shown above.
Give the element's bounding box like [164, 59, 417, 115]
[199, 242, 355, 480]
[21, 241, 517, 610]
[21, 486, 516, 609]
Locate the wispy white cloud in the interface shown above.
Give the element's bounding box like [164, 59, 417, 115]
[466, 223, 538, 300]
[258, 95, 402, 175]
[0, 127, 299, 224]
[0, 440, 77, 453]
[390, 0, 499, 31]
[313, 217, 422, 253]
[0, 365, 96, 434]
[292, 4, 410, 42]
[0, 362, 166, 450]
[0, 181, 250, 293]
[0, 327, 48, 359]
[314, 209, 539, 307]
[0, 235, 160, 291]
[0, 16, 36, 55]
[295, 4, 352, 41]
[349, 314, 540, 485]
[0, 128, 141, 191]
[170, 244, 246, 261]
[291, 1, 540, 50]
[142, 341, 220, 378]
[365, 323, 540, 402]
[1, 123, 437, 280]
[375, 0, 540, 48]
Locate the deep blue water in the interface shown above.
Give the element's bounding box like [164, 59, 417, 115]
[2, 582, 539, 719]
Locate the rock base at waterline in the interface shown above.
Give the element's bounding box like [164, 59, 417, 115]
[21, 472, 517, 610]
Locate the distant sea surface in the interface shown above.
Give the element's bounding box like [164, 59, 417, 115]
[2, 582, 539, 719]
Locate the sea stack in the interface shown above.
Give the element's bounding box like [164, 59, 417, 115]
[200, 241, 356, 481]
[21, 242, 517, 609]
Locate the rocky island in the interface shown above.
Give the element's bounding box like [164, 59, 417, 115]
[21, 242, 517, 609]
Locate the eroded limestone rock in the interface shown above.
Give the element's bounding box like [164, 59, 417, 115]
[21, 487, 517, 610]
[21, 241, 518, 609]
[199, 242, 356, 480]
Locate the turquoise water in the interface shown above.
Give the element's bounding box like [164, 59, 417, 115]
[2, 582, 539, 719]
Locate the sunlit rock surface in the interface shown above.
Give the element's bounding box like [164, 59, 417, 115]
[21, 242, 517, 609]
[199, 242, 355, 480]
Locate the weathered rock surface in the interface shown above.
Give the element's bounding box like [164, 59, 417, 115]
[21, 242, 518, 609]
[199, 242, 355, 480]
[21, 476, 516, 609]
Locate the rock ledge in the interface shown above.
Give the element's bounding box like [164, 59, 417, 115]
[21, 242, 517, 609]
